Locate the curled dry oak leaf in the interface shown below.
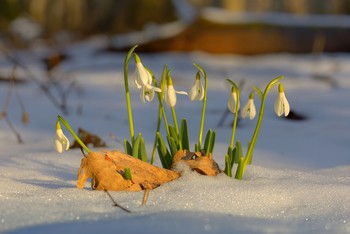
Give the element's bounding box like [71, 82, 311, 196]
[71, 128, 107, 149]
[172, 150, 221, 176]
[77, 150, 179, 191]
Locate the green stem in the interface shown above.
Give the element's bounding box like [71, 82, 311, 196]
[57, 115, 90, 153]
[123, 45, 138, 144]
[171, 106, 179, 135]
[150, 105, 162, 164]
[226, 79, 240, 149]
[150, 66, 169, 163]
[241, 76, 284, 176]
[194, 64, 208, 150]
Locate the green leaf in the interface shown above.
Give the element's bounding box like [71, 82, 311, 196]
[234, 141, 242, 164]
[180, 119, 190, 150]
[124, 139, 133, 155]
[132, 133, 142, 158]
[235, 157, 245, 180]
[156, 132, 172, 169]
[194, 143, 200, 152]
[226, 146, 234, 169]
[124, 168, 132, 180]
[168, 125, 179, 142]
[167, 136, 178, 157]
[138, 136, 148, 162]
[209, 131, 216, 153]
[224, 154, 232, 177]
[203, 129, 216, 155]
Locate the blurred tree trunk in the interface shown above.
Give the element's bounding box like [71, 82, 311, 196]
[25, 0, 176, 38]
[29, 0, 86, 37]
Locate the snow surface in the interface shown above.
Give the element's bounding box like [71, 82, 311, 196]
[1, 37, 350, 233]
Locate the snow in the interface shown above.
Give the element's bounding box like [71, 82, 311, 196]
[1, 38, 350, 233]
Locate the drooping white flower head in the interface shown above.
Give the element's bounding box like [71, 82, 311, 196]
[140, 85, 155, 103]
[164, 77, 188, 107]
[134, 56, 152, 89]
[188, 72, 204, 101]
[274, 84, 290, 117]
[228, 87, 240, 113]
[241, 93, 256, 120]
[134, 54, 161, 91]
[54, 121, 70, 153]
[134, 54, 161, 103]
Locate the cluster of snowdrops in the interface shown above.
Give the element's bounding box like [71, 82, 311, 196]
[54, 45, 290, 180]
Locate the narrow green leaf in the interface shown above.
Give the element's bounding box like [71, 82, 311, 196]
[168, 125, 179, 142]
[167, 136, 178, 157]
[227, 146, 235, 168]
[194, 143, 199, 152]
[209, 131, 216, 153]
[235, 157, 245, 180]
[203, 129, 211, 152]
[204, 129, 216, 155]
[139, 136, 148, 162]
[234, 141, 242, 164]
[224, 154, 232, 177]
[124, 168, 132, 180]
[124, 139, 133, 155]
[180, 119, 190, 150]
[156, 132, 172, 169]
[132, 133, 142, 158]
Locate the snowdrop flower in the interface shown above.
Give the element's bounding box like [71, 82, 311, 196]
[164, 78, 188, 107]
[54, 121, 70, 153]
[274, 84, 290, 117]
[134, 54, 161, 93]
[227, 87, 240, 113]
[140, 85, 155, 103]
[188, 72, 204, 101]
[241, 93, 256, 120]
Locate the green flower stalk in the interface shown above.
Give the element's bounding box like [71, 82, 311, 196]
[56, 115, 90, 154]
[146, 66, 168, 164]
[226, 80, 240, 149]
[123, 45, 138, 143]
[164, 72, 187, 134]
[236, 76, 285, 179]
[193, 63, 208, 150]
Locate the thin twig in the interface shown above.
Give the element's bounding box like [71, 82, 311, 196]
[104, 190, 132, 213]
[0, 67, 23, 143]
[142, 189, 150, 205]
[0, 46, 69, 115]
[4, 115, 23, 143]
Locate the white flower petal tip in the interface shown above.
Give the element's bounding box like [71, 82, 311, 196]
[241, 98, 256, 120]
[189, 79, 204, 101]
[140, 86, 155, 103]
[54, 128, 70, 153]
[164, 85, 187, 107]
[228, 91, 240, 114]
[164, 85, 177, 107]
[274, 92, 290, 117]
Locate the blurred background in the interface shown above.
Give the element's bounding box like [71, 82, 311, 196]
[1, 0, 350, 54]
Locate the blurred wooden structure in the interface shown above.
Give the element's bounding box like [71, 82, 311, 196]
[191, 0, 350, 14]
[1, 0, 350, 53]
[125, 17, 350, 54]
